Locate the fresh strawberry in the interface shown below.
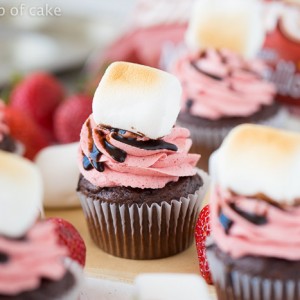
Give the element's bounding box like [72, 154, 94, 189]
[53, 94, 92, 143]
[1, 106, 49, 159]
[195, 204, 213, 285]
[47, 218, 86, 267]
[10, 72, 65, 133]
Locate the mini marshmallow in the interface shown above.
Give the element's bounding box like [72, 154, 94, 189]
[35, 142, 80, 208]
[92, 62, 182, 139]
[211, 124, 300, 205]
[0, 151, 43, 238]
[134, 273, 210, 300]
[185, 0, 265, 58]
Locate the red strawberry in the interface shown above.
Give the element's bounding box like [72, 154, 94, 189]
[53, 94, 92, 143]
[195, 204, 213, 285]
[47, 218, 86, 267]
[2, 106, 49, 159]
[10, 72, 65, 133]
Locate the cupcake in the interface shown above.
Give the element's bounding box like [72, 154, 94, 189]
[170, 0, 286, 171]
[77, 61, 209, 260]
[206, 124, 300, 300]
[85, 0, 194, 91]
[0, 101, 19, 154]
[261, 0, 300, 107]
[0, 151, 82, 299]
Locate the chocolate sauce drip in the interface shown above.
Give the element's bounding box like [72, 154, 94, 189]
[0, 252, 9, 264]
[82, 122, 178, 173]
[219, 211, 233, 234]
[112, 131, 178, 151]
[186, 99, 194, 113]
[89, 144, 104, 172]
[83, 155, 93, 171]
[191, 61, 223, 81]
[103, 139, 127, 163]
[82, 144, 105, 172]
[230, 203, 268, 225]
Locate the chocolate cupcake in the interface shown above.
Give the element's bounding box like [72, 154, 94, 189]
[173, 48, 285, 171]
[0, 151, 82, 299]
[77, 62, 209, 260]
[168, 0, 286, 171]
[207, 124, 300, 300]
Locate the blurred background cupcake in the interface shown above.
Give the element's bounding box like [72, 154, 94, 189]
[170, 0, 286, 171]
[207, 124, 300, 300]
[260, 0, 300, 130]
[89, 0, 195, 73]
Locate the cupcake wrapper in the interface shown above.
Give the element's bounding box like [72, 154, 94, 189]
[178, 108, 287, 150]
[207, 248, 300, 300]
[59, 258, 84, 300]
[79, 169, 209, 260]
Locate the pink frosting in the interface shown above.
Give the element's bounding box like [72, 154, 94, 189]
[211, 186, 300, 260]
[172, 48, 276, 120]
[0, 222, 68, 295]
[78, 115, 200, 189]
[0, 101, 9, 142]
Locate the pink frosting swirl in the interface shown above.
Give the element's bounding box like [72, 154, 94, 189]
[211, 186, 300, 260]
[0, 101, 9, 142]
[78, 115, 200, 189]
[0, 222, 68, 295]
[172, 48, 276, 120]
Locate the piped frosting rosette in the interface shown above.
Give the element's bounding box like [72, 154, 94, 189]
[173, 48, 276, 120]
[0, 222, 67, 296]
[79, 115, 200, 189]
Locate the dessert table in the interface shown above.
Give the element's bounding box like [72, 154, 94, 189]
[46, 207, 216, 299]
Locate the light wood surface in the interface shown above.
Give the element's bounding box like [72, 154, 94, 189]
[46, 207, 200, 282]
[46, 206, 215, 296]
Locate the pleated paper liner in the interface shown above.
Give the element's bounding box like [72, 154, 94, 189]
[207, 246, 300, 300]
[79, 169, 209, 260]
[178, 108, 287, 171]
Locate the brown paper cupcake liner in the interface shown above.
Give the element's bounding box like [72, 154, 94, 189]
[78, 169, 209, 260]
[178, 108, 287, 150]
[207, 247, 300, 300]
[178, 108, 287, 171]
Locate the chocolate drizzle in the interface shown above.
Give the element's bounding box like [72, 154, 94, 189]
[82, 122, 178, 173]
[186, 99, 194, 113]
[230, 203, 268, 225]
[191, 61, 223, 81]
[111, 130, 178, 151]
[219, 211, 233, 234]
[0, 252, 9, 264]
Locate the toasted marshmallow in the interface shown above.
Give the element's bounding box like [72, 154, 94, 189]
[211, 124, 300, 205]
[185, 0, 265, 58]
[92, 62, 182, 139]
[35, 143, 80, 208]
[0, 151, 42, 238]
[134, 273, 210, 300]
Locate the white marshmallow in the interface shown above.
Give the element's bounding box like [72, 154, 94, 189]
[134, 273, 210, 300]
[280, 6, 300, 43]
[92, 62, 182, 139]
[35, 142, 80, 208]
[0, 151, 43, 238]
[210, 124, 300, 205]
[185, 0, 265, 58]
